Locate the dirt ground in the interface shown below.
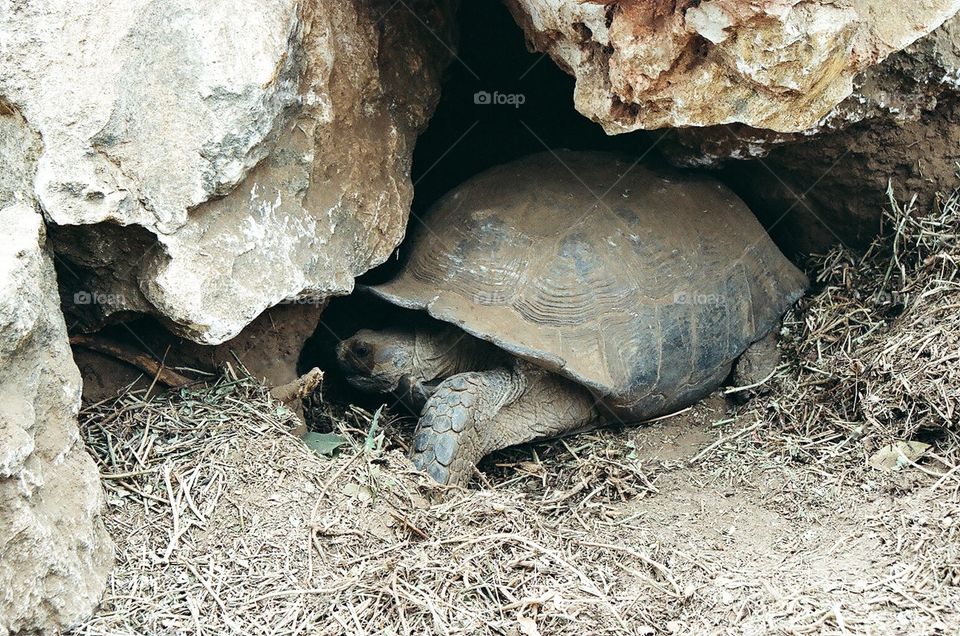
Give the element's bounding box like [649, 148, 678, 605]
[69, 378, 960, 636]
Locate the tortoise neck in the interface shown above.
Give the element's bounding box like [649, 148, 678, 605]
[413, 325, 505, 382]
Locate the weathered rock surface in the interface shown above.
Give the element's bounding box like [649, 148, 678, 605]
[662, 14, 960, 253]
[662, 12, 960, 165]
[505, 0, 960, 134]
[0, 107, 114, 635]
[1, 0, 455, 344]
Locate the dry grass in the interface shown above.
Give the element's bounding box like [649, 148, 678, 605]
[748, 185, 960, 467]
[71, 372, 960, 635]
[73, 368, 687, 635]
[70, 186, 960, 635]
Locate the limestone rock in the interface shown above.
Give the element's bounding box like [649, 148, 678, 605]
[1, 0, 455, 344]
[661, 15, 960, 253]
[0, 180, 114, 632]
[504, 0, 960, 133]
[662, 12, 960, 166]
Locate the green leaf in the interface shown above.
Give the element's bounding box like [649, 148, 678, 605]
[302, 432, 348, 457]
[364, 406, 384, 453]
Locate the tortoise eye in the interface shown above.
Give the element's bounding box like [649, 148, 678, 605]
[353, 343, 371, 358]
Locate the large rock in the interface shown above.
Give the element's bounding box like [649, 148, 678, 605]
[662, 12, 960, 165]
[504, 0, 959, 133]
[0, 0, 455, 345]
[663, 14, 960, 252]
[0, 106, 114, 635]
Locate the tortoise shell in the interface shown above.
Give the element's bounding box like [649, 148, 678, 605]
[370, 151, 807, 419]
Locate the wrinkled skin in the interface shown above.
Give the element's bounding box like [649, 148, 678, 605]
[337, 328, 420, 394]
[337, 326, 503, 411]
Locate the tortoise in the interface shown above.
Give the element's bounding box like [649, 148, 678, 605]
[337, 151, 808, 486]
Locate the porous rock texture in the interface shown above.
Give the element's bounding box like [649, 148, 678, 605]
[505, 0, 960, 134]
[668, 14, 960, 252]
[0, 107, 114, 635]
[663, 12, 960, 165]
[0, 0, 455, 345]
[504, 1, 960, 253]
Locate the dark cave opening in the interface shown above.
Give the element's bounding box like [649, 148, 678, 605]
[404, 0, 658, 218]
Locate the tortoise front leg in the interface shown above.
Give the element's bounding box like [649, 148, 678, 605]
[410, 363, 598, 486]
[729, 329, 781, 403]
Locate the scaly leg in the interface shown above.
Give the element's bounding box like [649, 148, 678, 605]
[411, 362, 597, 486]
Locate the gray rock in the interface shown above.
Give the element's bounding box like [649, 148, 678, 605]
[662, 12, 960, 166]
[504, 0, 960, 134]
[0, 185, 114, 633]
[1, 0, 455, 344]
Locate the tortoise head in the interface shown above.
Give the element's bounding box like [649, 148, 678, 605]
[336, 328, 417, 394]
